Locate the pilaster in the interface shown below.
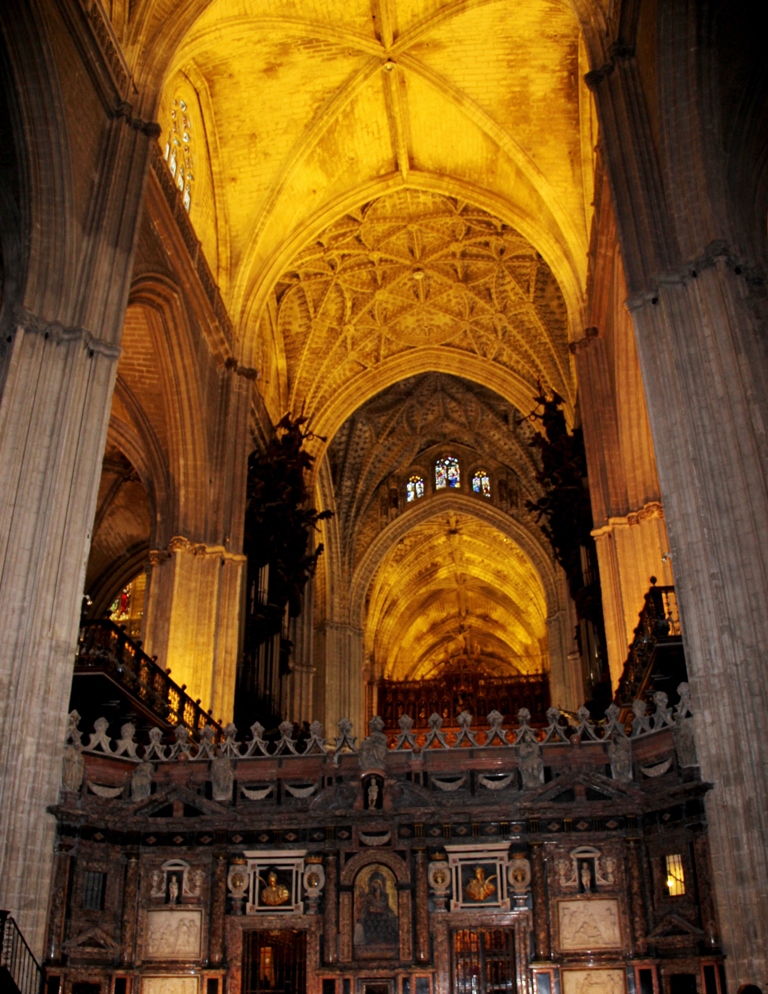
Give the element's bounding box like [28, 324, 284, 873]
[143, 537, 246, 722]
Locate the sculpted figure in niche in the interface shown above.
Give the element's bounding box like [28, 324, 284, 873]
[168, 875, 180, 904]
[579, 861, 593, 893]
[259, 870, 290, 906]
[465, 866, 496, 902]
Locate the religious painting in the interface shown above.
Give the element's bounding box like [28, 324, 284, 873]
[462, 864, 498, 903]
[445, 843, 511, 911]
[244, 850, 306, 914]
[354, 864, 399, 959]
[562, 970, 625, 994]
[145, 909, 202, 960]
[558, 899, 622, 951]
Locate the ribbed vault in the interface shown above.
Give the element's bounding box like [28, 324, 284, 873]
[324, 374, 557, 685]
[366, 509, 548, 680]
[160, 0, 596, 359]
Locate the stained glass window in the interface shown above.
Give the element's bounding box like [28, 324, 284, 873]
[472, 469, 491, 497]
[108, 575, 146, 639]
[164, 97, 194, 211]
[436, 457, 460, 489]
[407, 475, 425, 502]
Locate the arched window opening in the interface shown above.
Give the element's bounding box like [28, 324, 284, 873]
[472, 469, 491, 497]
[406, 475, 425, 502]
[436, 456, 460, 489]
[164, 97, 194, 211]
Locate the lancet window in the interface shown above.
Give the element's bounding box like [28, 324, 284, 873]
[406, 475, 425, 502]
[472, 469, 491, 497]
[436, 457, 460, 489]
[164, 97, 194, 211]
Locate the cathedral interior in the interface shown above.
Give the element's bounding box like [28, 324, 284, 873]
[1, 3, 767, 994]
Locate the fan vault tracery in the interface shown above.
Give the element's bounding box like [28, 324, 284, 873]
[269, 190, 573, 431]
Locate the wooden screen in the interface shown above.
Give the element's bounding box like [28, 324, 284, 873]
[453, 929, 516, 994]
[242, 930, 307, 994]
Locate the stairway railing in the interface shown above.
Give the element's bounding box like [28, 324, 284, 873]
[75, 619, 223, 738]
[615, 581, 682, 709]
[0, 912, 42, 994]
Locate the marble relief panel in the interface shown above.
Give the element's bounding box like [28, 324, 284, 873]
[143, 978, 199, 994]
[145, 909, 202, 960]
[557, 899, 622, 951]
[562, 970, 625, 994]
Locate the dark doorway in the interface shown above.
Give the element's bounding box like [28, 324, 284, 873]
[669, 976, 697, 994]
[453, 929, 516, 994]
[243, 930, 307, 994]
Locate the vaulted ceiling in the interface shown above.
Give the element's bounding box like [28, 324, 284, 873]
[162, 0, 596, 386]
[150, 0, 595, 683]
[366, 508, 548, 681]
[326, 374, 555, 680]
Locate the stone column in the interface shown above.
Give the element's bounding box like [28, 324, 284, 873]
[586, 12, 768, 977]
[143, 540, 246, 722]
[45, 839, 73, 964]
[529, 843, 550, 960]
[209, 853, 228, 966]
[338, 886, 353, 963]
[413, 848, 430, 963]
[323, 851, 338, 965]
[319, 621, 364, 735]
[0, 96, 156, 952]
[571, 328, 673, 685]
[546, 572, 583, 711]
[121, 853, 140, 966]
[625, 838, 647, 956]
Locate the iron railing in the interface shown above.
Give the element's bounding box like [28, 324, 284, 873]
[615, 582, 682, 709]
[0, 912, 42, 994]
[75, 619, 223, 738]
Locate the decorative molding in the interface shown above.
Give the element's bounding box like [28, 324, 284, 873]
[591, 501, 664, 538]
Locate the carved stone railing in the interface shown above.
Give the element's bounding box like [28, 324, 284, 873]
[64, 683, 694, 767]
[74, 619, 223, 738]
[377, 671, 550, 730]
[615, 582, 682, 709]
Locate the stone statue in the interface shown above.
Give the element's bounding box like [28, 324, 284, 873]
[358, 716, 388, 770]
[607, 734, 632, 781]
[367, 779, 380, 808]
[131, 762, 154, 800]
[61, 743, 84, 792]
[211, 755, 234, 801]
[518, 738, 544, 787]
[151, 870, 164, 898]
[580, 862, 592, 892]
[674, 716, 699, 768]
[168, 875, 180, 904]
